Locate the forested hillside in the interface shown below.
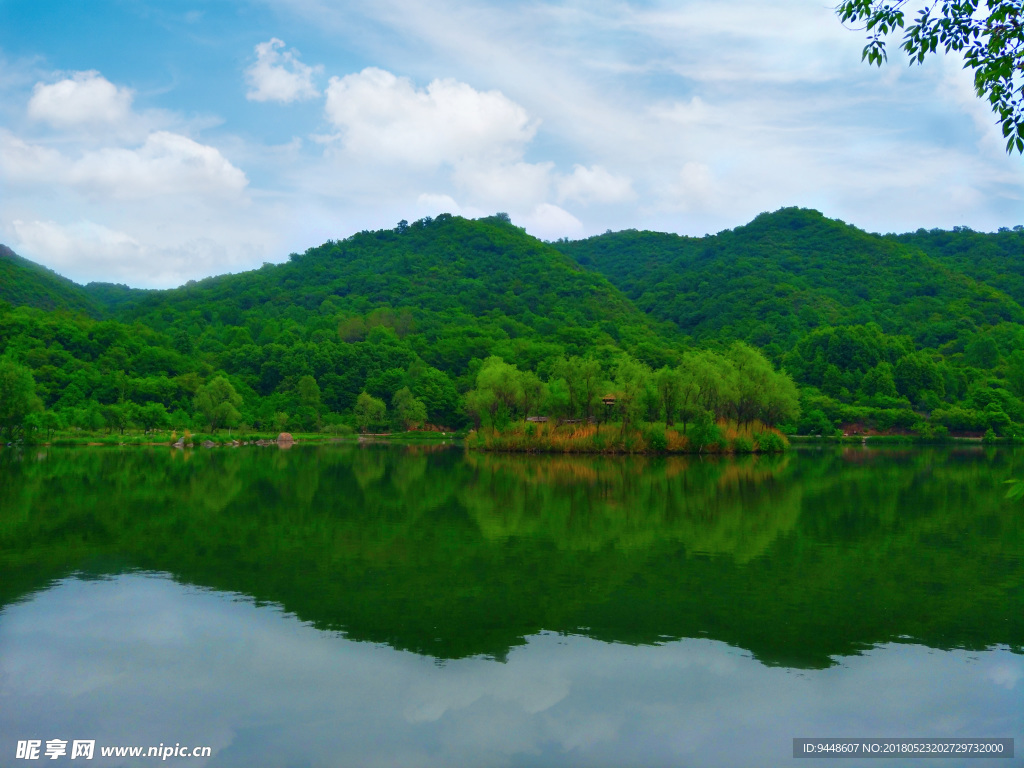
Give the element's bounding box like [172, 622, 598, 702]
[2, 208, 1024, 442]
[0, 215, 688, 439]
[893, 225, 1024, 307]
[557, 207, 1024, 437]
[555, 207, 1021, 352]
[0, 246, 104, 318]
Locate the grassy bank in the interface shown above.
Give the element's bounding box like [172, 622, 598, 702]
[7, 427, 470, 448]
[17, 430, 346, 447]
[468, 420, 788, 454]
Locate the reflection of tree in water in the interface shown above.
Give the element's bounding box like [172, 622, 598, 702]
[1, 445, 1022, 667]
[462, 452, 799, 562]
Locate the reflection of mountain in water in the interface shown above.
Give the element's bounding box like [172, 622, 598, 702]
[0, 444, 1022, 668]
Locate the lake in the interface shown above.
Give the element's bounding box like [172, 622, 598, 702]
[1, 443, 1022, 767]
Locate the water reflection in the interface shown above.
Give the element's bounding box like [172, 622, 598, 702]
[0, 445, 1022, 670]
[1, 573, 1020, 768]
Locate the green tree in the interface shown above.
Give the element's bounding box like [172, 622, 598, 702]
[194, 376, 243, 433]
[40, 410, 65, 439]
[675, 356, 702, 434]
[517, 370, 545, 420]
[101, 403, 130, 435]
[552, 356, 582, 419]
[578, 356, 603, 422]
[392, 387, 427, 430]
[655, 366, 684, 426]
[0, 359, 42, 439]
[410, 366, 459, 426]
[464, 387, 496, 431]
[354, 392, 387, 433]
[475, 357, 522, 427]
[860, 361, 899, 399]
[1007, 350, 1024, 398]
[894, 352, 945, 405]
[613, 357, 651, 435]
[297, 374, 322, 430]
[838, 0, 1024, 152]
[137, 402, 170, 434]
[765, 374, 801, 427]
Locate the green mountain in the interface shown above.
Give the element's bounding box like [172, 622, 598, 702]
[0, 215, 680, 432]
[3, 208, 1024, 438]
[0, 245, 103, 318]
[554, 207, 1023, 354]
[892, 225, 1024, 307]
[115, 213, 676, 371]
[83, 281, 155, 314]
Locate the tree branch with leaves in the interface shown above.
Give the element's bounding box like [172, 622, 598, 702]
[838, 0, 1024, 152]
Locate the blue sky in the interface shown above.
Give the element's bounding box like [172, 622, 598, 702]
[1, 0, 1022, 287]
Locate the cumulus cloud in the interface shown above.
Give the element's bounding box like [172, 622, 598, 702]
[28, 71, 133, 127]
[12, 219, 143, 268]
[670, 161, 718, 212]
[414, 193, 472, 220]
[7, 218, 265, 288]
[557, 164, 634, 205]
[452, 160, 553, 208]
[520, 203, 584, 240]
[0, 130, 64, 181]
[245, 38, 321, 103]
[323, 67, 536, 168]
[68, 131, 248, 199]
[1, 130, 247, 200]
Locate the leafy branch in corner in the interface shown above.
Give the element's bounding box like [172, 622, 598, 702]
[838, 1, 1024, 152]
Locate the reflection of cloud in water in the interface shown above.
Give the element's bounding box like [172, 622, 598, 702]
[0, 574, 1020, 767]
[986, 660, 1022, 689]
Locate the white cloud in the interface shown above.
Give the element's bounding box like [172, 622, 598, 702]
[519, 203, 583, 241]
[245, 38, 321, 103]
[414, 193, 466, 218]
[452, 160, 553, 208]
[68, 131, 248, 199]
[7, 217, 269, 288]
[12, 219, 143, 270]
[27, 71, 133, 127]
[667, 161, 718, 213]
[2, 130, 247, 200]
[0, 130, 64, 181]
[323, 67, 537, 168]
[557, 164, 634, 205]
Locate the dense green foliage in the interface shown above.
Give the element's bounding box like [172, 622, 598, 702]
[0, 215, 680, 438]
[893, 225, 1024, 305]
[0, 246, 104, 318]
[2, 207, 1024, 440]
[557, 207, 1024, 437]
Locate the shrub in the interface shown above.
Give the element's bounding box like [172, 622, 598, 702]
[643, 423, 667, 452]
[755, 431, 786, 453]
[731, 436, 754, 453]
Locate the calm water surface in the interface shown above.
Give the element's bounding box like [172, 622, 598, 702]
[0, 443, 1022, 767]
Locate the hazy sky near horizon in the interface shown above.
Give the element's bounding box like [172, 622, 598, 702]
[1, 0, 1022, 288]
